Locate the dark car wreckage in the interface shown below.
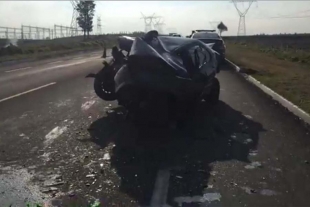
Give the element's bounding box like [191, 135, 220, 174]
[87, 30, 221, 128]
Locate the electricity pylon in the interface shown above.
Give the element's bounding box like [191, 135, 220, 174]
[232, 0, 256, 36]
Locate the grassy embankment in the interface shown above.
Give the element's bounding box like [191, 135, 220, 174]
[225, 39, 310, 114]
[0, 35, 120, 63]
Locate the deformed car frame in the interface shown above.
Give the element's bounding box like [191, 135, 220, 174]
[88, 30, 220, 127]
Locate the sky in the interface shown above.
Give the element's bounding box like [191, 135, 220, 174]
[0, 1, 310, 36]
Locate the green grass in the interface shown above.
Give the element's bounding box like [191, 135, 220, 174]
[226, 41, 310, 65]
[226, 42, 310, 114]
[0, 37, 118, 63]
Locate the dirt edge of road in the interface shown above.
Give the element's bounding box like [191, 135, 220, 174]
[224, 58, 310, 129]
[0, 48, 106, 67]
[225, 43, 310, 116]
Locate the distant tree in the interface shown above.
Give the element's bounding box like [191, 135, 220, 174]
[217, 22, 228, 36]
[76, 0, 96, 39]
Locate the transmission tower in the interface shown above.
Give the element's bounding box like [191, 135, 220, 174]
[70, 0, 79, 36]
[97, 16, 102, 35]
[232, 0, 256, 36]
[154, 17, 165, 34]
[140, 13, 161, 33]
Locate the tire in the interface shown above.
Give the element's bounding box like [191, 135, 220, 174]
[204, 78, 220, 105]
[94, 70, 116, 101]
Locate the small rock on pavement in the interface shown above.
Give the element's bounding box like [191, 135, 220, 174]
[305, 160, 309, 164]
[68, 190, 75, 197]
[245, 161, 263, 169]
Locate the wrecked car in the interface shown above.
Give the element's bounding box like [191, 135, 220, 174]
[87, 30, 220, 128]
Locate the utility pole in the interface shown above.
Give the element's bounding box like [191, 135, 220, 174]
[231, 0, 256, 36]
[97, 16, 102, 35]
[21, 25, 24, 39]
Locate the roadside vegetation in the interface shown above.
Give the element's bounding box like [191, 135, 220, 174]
[0, 0, 143, 63]
[225, 35, 310, 114]
[0, 38, 107, 63]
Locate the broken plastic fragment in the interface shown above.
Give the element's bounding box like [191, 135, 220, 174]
[202, 193, 221, 202]
[244, 115, 253, 119]
[103, 153, 111, 160]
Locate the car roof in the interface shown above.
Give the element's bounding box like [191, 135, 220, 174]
[192, 32, 220, 39]
[194, 29, 216, 33]
[158, 36, 202, 52]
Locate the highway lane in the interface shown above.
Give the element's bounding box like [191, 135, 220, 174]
[0, 51, 109, 101]
[0, 58, 310, 207]
[0, 50, 107, 72]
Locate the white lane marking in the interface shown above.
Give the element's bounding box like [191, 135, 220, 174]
[44, 126, 67, 147]
[81, 100, 96, 111]
[150, 169, 170, 207]
[48, 60, 63, 64]
[46, 61, 86, 70]
[0, 82, 56, 103]
[4, 58, 89, 74]
[5, 67, 32, 73]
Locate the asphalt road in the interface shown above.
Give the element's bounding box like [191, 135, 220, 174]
[0, 54, 310, 207]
